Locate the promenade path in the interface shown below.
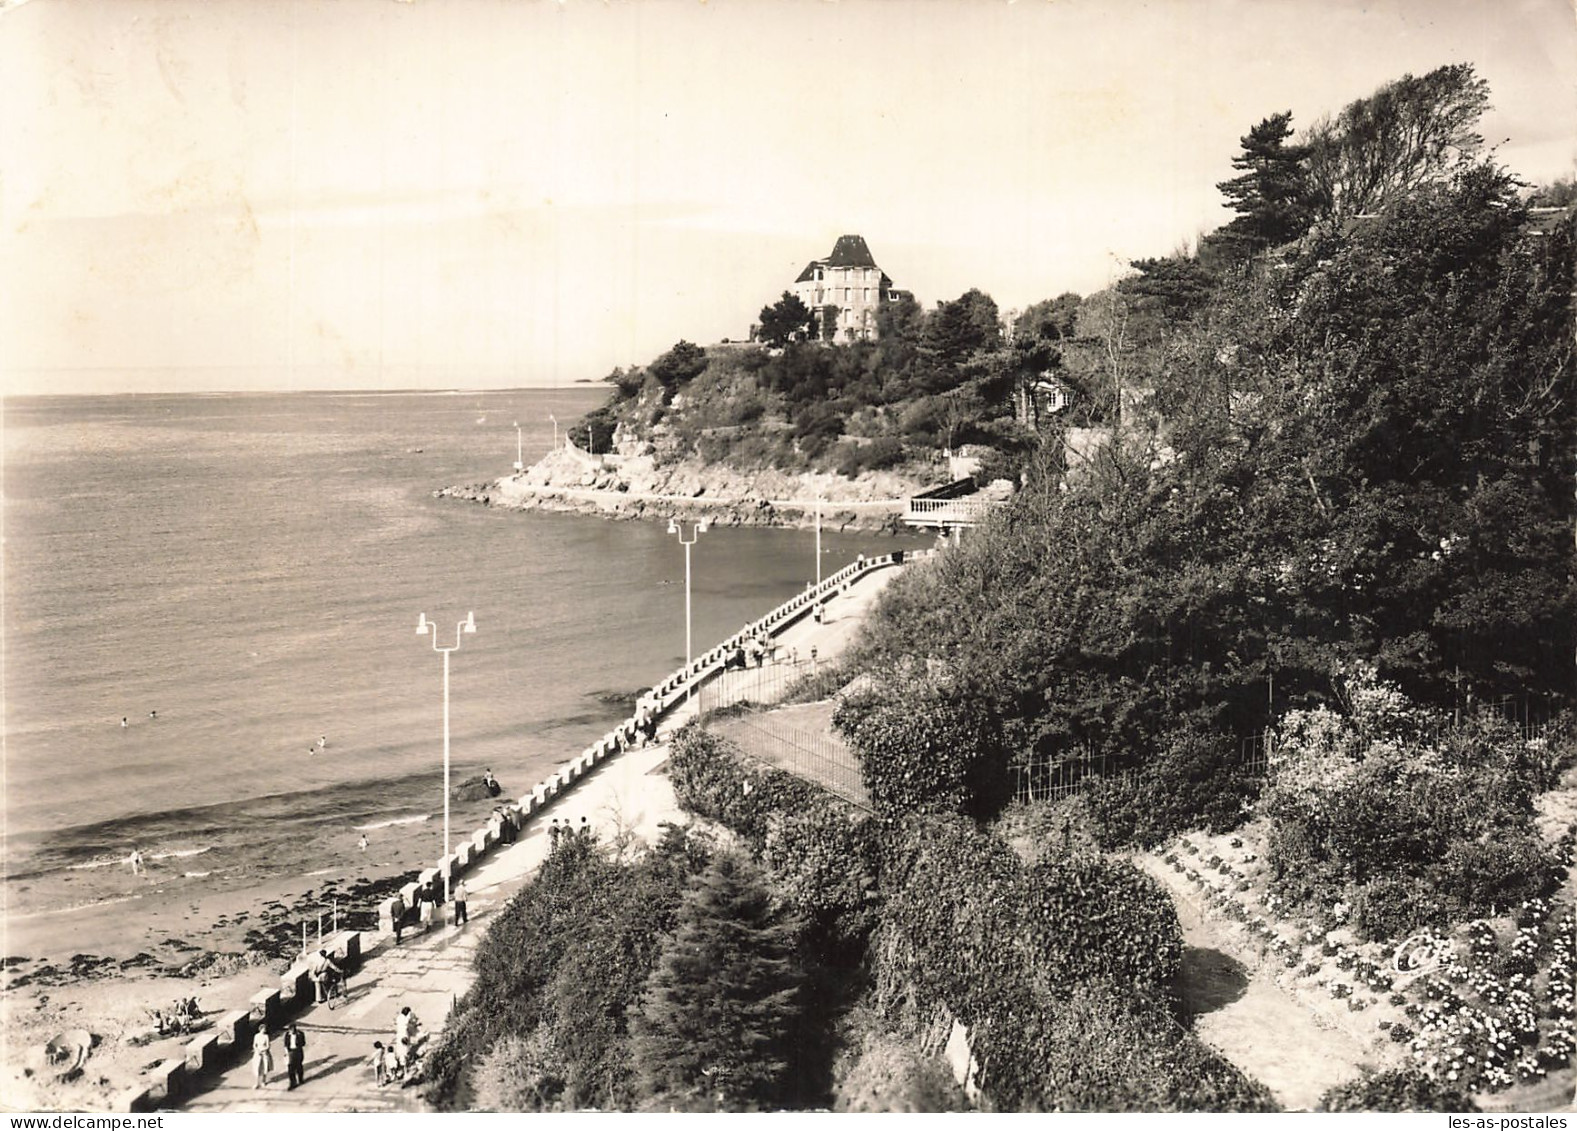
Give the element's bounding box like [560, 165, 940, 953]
[178, 559, 904, 1113]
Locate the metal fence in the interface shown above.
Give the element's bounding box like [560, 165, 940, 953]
[710, 711, 870, 811]
[1012, 707, 1557, 806]
[697, 656, 821, 715]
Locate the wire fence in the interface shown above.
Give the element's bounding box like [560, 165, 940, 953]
[1012, 703, 1558, 806]
[709, 710, 870, 811]
[697, 656, 822, 715]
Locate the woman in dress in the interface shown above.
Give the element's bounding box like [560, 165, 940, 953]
[252, 1024, 274, 1088]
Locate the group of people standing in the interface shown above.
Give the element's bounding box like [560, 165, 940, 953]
[546, 815, 593, 851]
[250, 1005, 424, 1092]
[250, 1021, 307, 1090]
[371, 1006, 422, 1086]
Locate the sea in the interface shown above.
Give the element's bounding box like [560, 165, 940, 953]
[2, 388, 924, 919]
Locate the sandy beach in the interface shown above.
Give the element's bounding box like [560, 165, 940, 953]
[0, 771, 583, 1113]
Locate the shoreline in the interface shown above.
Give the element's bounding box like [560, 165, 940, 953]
[435, 446, 935, 535]
[2, 544, 917, 1113]
[437, 480, 914, 534]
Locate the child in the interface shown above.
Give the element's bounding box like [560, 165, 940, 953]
[371, 1041, 391, 1086]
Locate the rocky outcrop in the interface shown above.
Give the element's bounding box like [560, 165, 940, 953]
[436, 447, 927, 533]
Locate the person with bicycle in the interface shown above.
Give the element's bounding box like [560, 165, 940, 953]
[309, 948, 344, 1005]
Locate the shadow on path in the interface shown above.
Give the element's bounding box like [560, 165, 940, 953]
[1178, 946, 1249, 1018]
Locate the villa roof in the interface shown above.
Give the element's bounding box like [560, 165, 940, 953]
[825, 234, 879, 269]
[794, 235, 882, 282]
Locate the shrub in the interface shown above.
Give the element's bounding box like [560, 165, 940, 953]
[763, 806, 881, 954]
[667, 724, 832, 845]
[1261, 672, 1557, 939]
[834, 675, 1009, 822]
[1084, 722, 1259, 849]
[972, 981, 1279, 1112]
[471, 1031, 565, 1112]
[1318, 1069, 1479, 1112]
[832, 1009, 970, 1112]
[875, 816, 1184, 1032]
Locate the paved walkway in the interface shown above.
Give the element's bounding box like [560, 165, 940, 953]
[178, 559, 905, 1112]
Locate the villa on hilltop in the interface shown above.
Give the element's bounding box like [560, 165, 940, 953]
[792, 235, 912, 343]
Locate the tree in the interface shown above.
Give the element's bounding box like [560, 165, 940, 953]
[924, 289, 1001, 368]
[631, 853, 805, 1110]
[756, 292, 813, 348]
[1014, 293, 1081, 343]
[1302, 64, 1491, 220]
[648, 340, 709, 389]
[1211, 111, 1314, 259]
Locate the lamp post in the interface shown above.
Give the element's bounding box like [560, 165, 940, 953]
[815, 496, 823, 588]
[512, 421, 523, 472]
[415, 610, 476, 903]
[667, 518, 708, 701]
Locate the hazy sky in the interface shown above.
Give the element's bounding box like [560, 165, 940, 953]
[3, 0, 1573, 394]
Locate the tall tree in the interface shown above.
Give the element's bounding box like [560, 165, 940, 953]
[631, 853, 804, 1111]
[756, 292, 813, 348]
[1302, 64, 1491, 220]
[1212, 112, 1314, 259]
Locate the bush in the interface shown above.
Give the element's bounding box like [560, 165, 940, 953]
[471, 1031, 565, 1112]
[832, 1009, 970, 1112]
[763, 807, 881, 955]
[1085, 723, 1259, 849]
[1318, 1069, 1479, 1112]
[834, 675, 1009, 823]
[973, 982, 1279, 1112]
[667, 724, 831, 845]
[876, 816, 1184, 1030]
[1261, 673, 1557, 939]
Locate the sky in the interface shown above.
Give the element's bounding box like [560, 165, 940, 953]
[2, 0, 1573, 395]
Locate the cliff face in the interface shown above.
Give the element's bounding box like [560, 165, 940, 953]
[437, 446, 929, 533]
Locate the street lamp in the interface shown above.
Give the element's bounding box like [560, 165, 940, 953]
[415, 610, 476, 904]
[667, 518, 708, 700]
[512, 421, 523, 472]
[815, 496, 823, 588]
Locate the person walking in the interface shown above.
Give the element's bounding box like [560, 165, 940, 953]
[251, 1024, 274, 1089]
[452, 879, 469, 927]
[578, 816, 591, 842]
[548, 818, 562, 852]
[393, 1006, 420, 1076]
[283, 1022, 306, 1089]
[128, 849, 144, 876]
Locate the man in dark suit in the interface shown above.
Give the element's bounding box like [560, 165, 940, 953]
[284, 1023, 307, 1089]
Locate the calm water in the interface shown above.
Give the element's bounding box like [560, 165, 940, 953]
[2, 389, 921, 904]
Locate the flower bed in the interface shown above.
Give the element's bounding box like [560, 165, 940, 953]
[1165, 824, 1576, 1097]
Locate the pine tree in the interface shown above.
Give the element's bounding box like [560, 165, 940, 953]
[1212, 112, 1314, 261]
[630, 853, 804, 1111]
